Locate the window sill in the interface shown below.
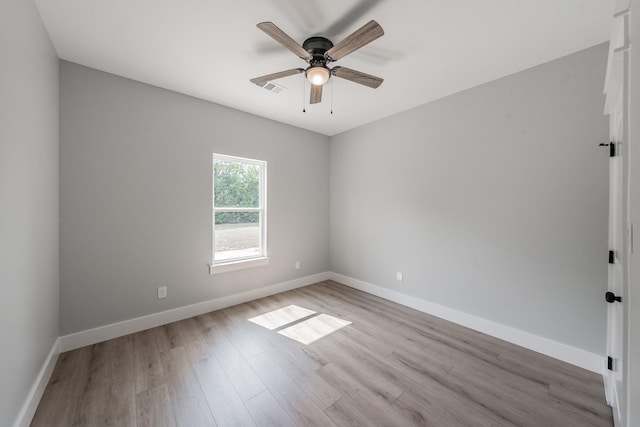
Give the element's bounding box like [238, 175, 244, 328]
[209, 257, 270, 275]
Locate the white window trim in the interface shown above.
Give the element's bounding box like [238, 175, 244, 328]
[209, 256, 270, 275]
[210, 153, 268, 274]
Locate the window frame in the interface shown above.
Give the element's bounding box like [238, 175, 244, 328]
[210, 153, 268, 274]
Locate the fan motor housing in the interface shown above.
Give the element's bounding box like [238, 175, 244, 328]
[303, 36, 333, 66]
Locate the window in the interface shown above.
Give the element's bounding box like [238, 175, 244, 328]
[210, 154, 267, 274]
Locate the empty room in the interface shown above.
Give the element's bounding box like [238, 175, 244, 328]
[2, 0, 639, 426]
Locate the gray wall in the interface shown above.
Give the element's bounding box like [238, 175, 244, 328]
[59, 62, 329, 335]
[0, 0, 59, 425]
[329, 44, 609, 354]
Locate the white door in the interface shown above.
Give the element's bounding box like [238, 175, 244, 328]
[603, 4, 630, 425]
[606, 108, 626, 425]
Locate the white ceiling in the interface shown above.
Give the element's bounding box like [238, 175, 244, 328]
[34, 0, 612, 136]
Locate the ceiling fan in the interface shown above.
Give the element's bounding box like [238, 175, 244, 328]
[250, 20, 384, 105]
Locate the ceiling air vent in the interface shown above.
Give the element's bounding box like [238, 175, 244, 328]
[258, 81, 286, 94]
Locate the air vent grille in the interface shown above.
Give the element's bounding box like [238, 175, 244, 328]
[259, 81, 286, 94]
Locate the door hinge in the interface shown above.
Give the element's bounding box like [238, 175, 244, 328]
[609, 250, 616, 264]
[608, 356, 614, 371]
[599, 141, 617, 157]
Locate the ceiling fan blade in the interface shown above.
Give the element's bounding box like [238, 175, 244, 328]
[332, 66, 383, 88]
[257, 22, 311, 60]
[324, 0, 383, 36]
[325, 20, 384, 61]
[310, 84, 323, 104]
[250, 68, 305, 86]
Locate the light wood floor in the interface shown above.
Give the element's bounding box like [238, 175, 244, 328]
[32, 281, 613, 426]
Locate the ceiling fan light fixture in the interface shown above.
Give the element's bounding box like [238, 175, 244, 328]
[306, 66, 330, 86]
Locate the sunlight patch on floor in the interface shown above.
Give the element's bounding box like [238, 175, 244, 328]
[277, 313, 352, 345]
[247, 305, 351, 344]
[247, 304, 316, 330]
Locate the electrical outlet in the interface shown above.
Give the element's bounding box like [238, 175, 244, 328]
[396, 272, 403, 282]
[157, 286, 167, 299]
[295, 261, 300, 270]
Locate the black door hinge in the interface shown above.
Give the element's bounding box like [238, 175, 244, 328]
[599, 141, 616, 157]
[609, 250, 616, 264]
[608, 356, 614, 371]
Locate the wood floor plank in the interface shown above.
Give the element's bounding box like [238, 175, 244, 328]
[244, 390, 297, 427]
[388, 339, 605, 427]
[136, 383, 177, 427]
[337, 336, 517, 427]
[316, 362, 413, 426]
[106, 336, 137, 427]
[265, 346, 342, 410]
[387, 348, 534, 423]
[31, 346, 93, 426]
[33, 281, 613, 427]
[387, 362, 518, 427]
[498, 347, 605, 397]
[133, 328, 166, 394]
[153, 324, 182, 351]
[69, 336, 137, 427]
[161, 346, 216, 427]
[312, 338, 404, 404]
[183, 336, 214, 364]
[192, 356, 257, 427]
[427, 339, 609, 427]
[29, 376, 71, 426]
[324, 395, 383, 427]
[214, 310, 265, 359]
[246, 352, 337, 427]
[548, 383, 613, 421]
[392, 388, 514, 427]
[201, 320, 267, 401]
[338, 325, 395, 358]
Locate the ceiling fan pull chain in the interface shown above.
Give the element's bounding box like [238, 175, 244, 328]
[302, 78, 306, 113]
[331, 79, 334, 115]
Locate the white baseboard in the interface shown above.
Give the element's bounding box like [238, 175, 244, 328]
[328, 272, 604, 374]
[59, 272, 329, 352]
[13, 338, 60, 427]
